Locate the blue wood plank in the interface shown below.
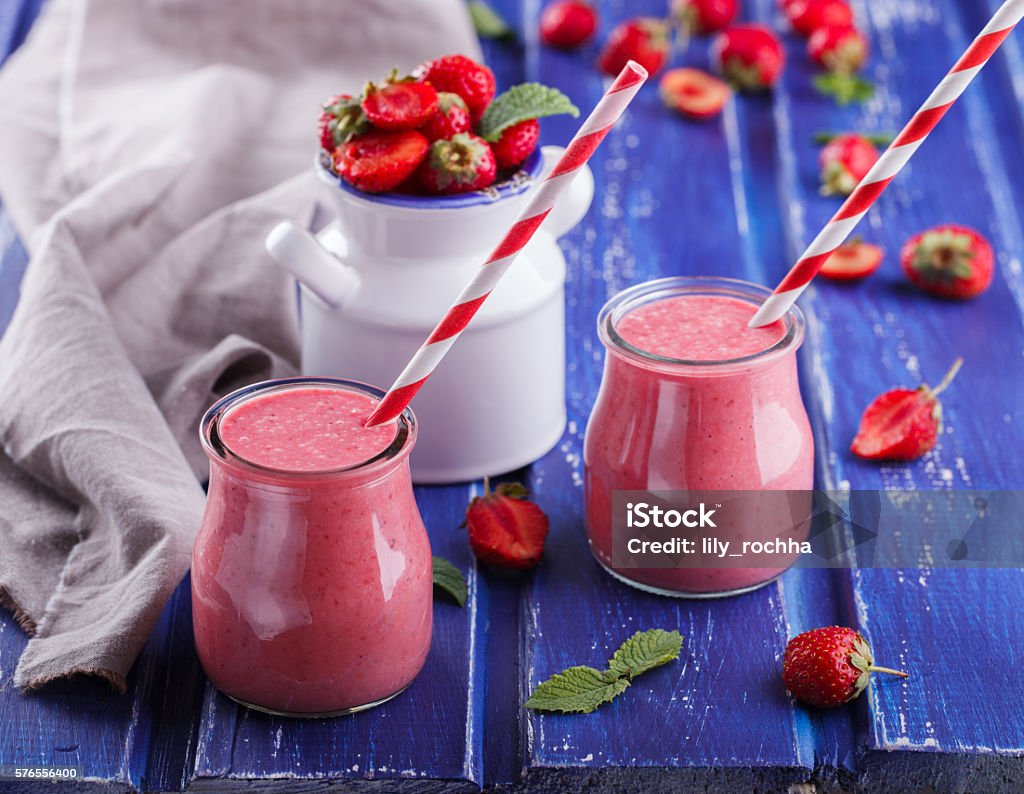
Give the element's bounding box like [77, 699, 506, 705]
[763, 0, 1024, 787]
[516, 0, 820, 789]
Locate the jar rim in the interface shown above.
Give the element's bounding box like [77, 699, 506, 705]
[597, 276, 806, 374]
[200, 377, 416, 479]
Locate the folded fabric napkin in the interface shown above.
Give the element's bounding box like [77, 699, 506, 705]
[0, 0, 480, 691]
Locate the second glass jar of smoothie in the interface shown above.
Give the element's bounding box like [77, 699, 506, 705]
[192, 378, 432, 716]
[583, 277, 814, 597]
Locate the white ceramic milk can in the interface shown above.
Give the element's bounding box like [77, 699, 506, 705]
[265, 148, 594, 483]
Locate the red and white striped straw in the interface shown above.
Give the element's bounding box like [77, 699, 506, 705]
[749, 0, 1024, 328]
[364, 61, 648, 427]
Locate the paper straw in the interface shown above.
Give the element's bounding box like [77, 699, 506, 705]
[749, 0, 1024, 328]
[364, 61, 648, 427]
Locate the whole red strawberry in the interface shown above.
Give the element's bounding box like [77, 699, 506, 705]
[421, 92, 472, 142]
[851, 358, 963, 461]
[540, 0, 599, 49]
[670, 0, 738, 35]
[712, 25, 786, 91]
[465, 479, 550, 569]
[418, 132, 497, 194]
[598, 18, 670, 78]
[318, 94, 368, 152]
[415, 54, 496, 123]
[809, 25, 868, 73]
[787, 0, 854, 36]
[491, 119, 540, 169]
[900, 225, 994, 299]
[783, 626, 908, 708]
[361, 74, 438, 131]
[334, 129, 429, 193]
[819, 133, 878, 196]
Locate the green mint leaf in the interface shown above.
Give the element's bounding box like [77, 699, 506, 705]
[525, 629, 684, 714]
[607, 629, 684, 679]
[813, 131, 894, 147]
[432, 556, 467, 607]
[469, 0, 513, 40]
[524, 666, 630, 714]
[478, 83, 580, 142]
[813, 73, 875, 106]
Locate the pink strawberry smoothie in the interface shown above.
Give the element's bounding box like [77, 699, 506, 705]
[192, 381, 432, 715]
[584, 286, 814, 596]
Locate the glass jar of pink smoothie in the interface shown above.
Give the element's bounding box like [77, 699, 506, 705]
[192, 378, 432, 716]
[584, 277, 814, 598]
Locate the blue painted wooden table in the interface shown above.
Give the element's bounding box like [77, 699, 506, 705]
[2, 0, 1024, 791]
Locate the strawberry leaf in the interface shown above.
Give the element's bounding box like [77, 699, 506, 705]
[432, 555, 468, 607]
[469, 0, 513, 40]
[607, 629, 684, 679]
[524, 666, 630, 714]
[813, 72, 875, 106]
[478, 83, 579, 142]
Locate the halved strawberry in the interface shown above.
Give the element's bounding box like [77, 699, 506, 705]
[334, 129, 430, 193]
[820, 239, 883, 281]
[465, 480, 550, 569]
[659, 68, 731, 119]
[362, 74, 439, 131]
[851, 359, 963, 461]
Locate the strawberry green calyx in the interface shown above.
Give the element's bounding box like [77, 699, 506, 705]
[848, 635, 909, 699]
[320, 95, 368, 149]
[722, 57, 767, 92]
[911, 230, 979, 284]
[422, 133, 496, 192]
[918, 356, 964, 432]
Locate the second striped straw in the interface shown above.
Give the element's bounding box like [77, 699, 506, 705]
[749, 0, 1024, 328]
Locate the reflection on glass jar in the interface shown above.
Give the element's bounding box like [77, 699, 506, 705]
[583, 277, 815, 597]
[192, 378, 432, 716]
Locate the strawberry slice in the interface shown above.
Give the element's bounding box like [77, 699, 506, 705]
[362, 76, 439, 131]
[334, 129, 429, 193]
[465, 479, 550, 569]
[659, 68, 732, 119]
[820, 240, 883, 280]
[851, 358, 963, 461]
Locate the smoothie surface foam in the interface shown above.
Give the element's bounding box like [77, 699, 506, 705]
[615, 295, 786, 361]
[219, 386, 396, 471]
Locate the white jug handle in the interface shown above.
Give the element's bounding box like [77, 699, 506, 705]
[538, 145, 595, 239]
[265, 221, 360, 307]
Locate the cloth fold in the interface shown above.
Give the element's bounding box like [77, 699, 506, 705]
[0, 0, 480, 691]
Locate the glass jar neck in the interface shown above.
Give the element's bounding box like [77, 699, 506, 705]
[598, 276, 806, 378]
[200, 377, 416, 489]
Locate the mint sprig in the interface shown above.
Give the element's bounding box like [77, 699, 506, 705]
[432, 555, 467, 607]
[478, 83, 580, 142]
[814, 72, 875, 106]
[525, 629, 683, 714]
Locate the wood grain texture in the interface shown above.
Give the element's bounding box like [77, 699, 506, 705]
[1, 0, 1023, 790]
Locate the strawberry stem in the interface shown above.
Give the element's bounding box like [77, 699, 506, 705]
[866, 665, 909, 678]
[481, 475, 491, 496]
[928, 357, 964, 399]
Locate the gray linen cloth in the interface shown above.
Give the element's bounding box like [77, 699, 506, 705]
[0, 0, 479, 691]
